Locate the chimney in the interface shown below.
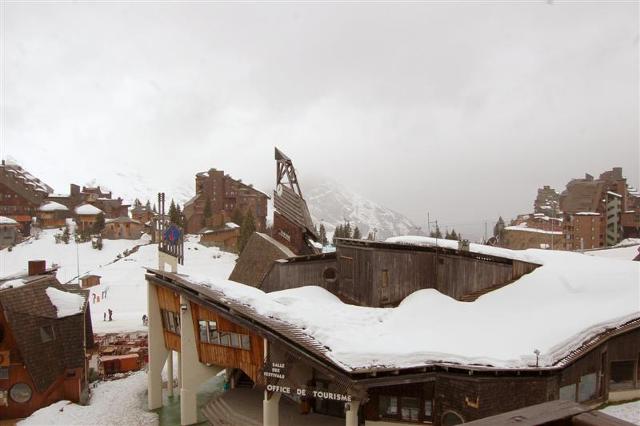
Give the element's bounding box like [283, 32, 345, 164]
[28, 260, 46, 276]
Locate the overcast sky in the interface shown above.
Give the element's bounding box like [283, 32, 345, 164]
[1, 1, 638, 238]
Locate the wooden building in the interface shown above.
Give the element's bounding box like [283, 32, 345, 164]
[36, 201, 70, 229]
[199, 223, 240, 252]
[0, 263, 93, 420]
[74, 203, 104, 232]
[0, 216, 21, 249]
[47, 184, 129, 220]
[183, 168, 269, 234]
[101, 217, 144, 240]
[0, 161, 53, 234]
[259, 238, 540, 306]
[146, 261, 640, 426]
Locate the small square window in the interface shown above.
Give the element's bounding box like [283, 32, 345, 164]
[40, 325, 54, 343]
[241, 335, 251, 350]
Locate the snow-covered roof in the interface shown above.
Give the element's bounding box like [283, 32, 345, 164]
[384, 235, 540, 263]
[574, 212, 600, 216]
[105, 216, 141, 224]
[504, 225, 563, 235]
[225, 222, 240, 229]
[0, 216, 19, 225]
[45, 287, 85, 318]
[39, 201, 69, 212]
[169, 246, 639, 372]
[75, 204, 103, 215]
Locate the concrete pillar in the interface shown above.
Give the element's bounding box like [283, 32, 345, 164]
[179, 295, 221, 425]
[177, 351, 182, 388]
[167, 350, 174, 397]
[345, 400, 360, 426]
[147, 282, 169, 410]
[263, 391, 281, 426]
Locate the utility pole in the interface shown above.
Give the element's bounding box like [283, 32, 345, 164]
[484, 221, 487, 243]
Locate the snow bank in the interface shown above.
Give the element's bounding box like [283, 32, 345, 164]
[504, 224, 563, 235]
[185, 248, 640, 372]
[19, 372, 157, 426]
[46, 287, 85, 318]
[600, 400, 640, 425]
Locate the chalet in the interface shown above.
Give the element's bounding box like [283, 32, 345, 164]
[0, 161, 53, 234]
[74, 203, 103, 232]
[183, 168, 269, 234]
[101, 217, 143, 240]
[0, 261, 93, 420]
[145, 238, 640, 426]
[37, 201, 70, 229]
[0, 216, 21, 249]
[199, 222, 241, 252]
[47, 184, 129, 219]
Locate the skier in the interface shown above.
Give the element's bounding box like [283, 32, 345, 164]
[108, 308, 113, 321]
[103, 312, 106, 321]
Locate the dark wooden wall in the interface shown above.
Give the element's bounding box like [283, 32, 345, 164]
[259, 244, 538, 307]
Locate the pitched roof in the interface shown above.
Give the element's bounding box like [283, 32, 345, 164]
[274, 185, 318, 239]
[0, 276, 89, 392]
[75, 203, 103, 215]
[39, 201, 69, 212]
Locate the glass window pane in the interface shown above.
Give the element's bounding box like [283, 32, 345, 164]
[230, 333, 241, 348]
[559, 384, 576, 401]
[378, 395, 398, 417]
[209, 330, 219, 344]
[167, 312, 175, 332]
[578, 373, 597, 402]
[401, 396, 419, 421]
[219, 332, 231, 346]
[198, 320, 208, 342]
[610, 361, 635, 390]
[241, 335, 251, 350]
[424, 399, 433, 418]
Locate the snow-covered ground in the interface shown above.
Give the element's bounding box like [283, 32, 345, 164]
[0, 229, 237, 333]
[18, 372, 157, 426]
[586, 238, 640, 261]
[600, 400, 640, 425]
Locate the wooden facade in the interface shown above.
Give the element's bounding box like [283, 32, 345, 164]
[260, 240, 540, 306]
[148, 269, 640, 426]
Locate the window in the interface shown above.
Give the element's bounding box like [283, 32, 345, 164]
[559, 383, 577, 401]
[578, 373, 597, 402]
[400, 397, 420, 421]
[199, 320, 208, 342]
[9, 383, 32, 403]
[230, 333, 241, 348]
[40, 325, 54, 343]
[0, 367, 8, 380]
[610, 360, 635, 391]
[424, 400, 433, 419]
[379, 395, 398, 417]
[323, 267, 337, 284]
[241, 335, 251, 350]
[208, 320, 218, 343]
[161, 309, 180, 335]
[219, 332, 231, 346]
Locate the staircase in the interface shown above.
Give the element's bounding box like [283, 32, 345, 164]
[201, 394, 261, 426]
[459, 281, 514, 302]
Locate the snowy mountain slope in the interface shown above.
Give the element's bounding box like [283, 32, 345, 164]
[305, 180, 421, 240]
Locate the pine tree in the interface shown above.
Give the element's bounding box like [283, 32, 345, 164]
[231, 208, 244, 227]
[367, 231, 374, 240]
[61, 225, 70, 244]
[168, 199, 177, 222]
[450, 229, 458, 240]
[145, 200, 151, 211]
[344, 221, 352, 239]
[152, 203, 157, 213]
[238, 209, 256, 254]
[353, 226, 361, 239]
[92, 213, 106, 235]
[445, 230, 452, 240]
[319, 224, 328, 246]
[430, 225, 442, 238]
[134, 198, 142, 207]
[332, 224, 343, 245]
[175, 204, 183, 228]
